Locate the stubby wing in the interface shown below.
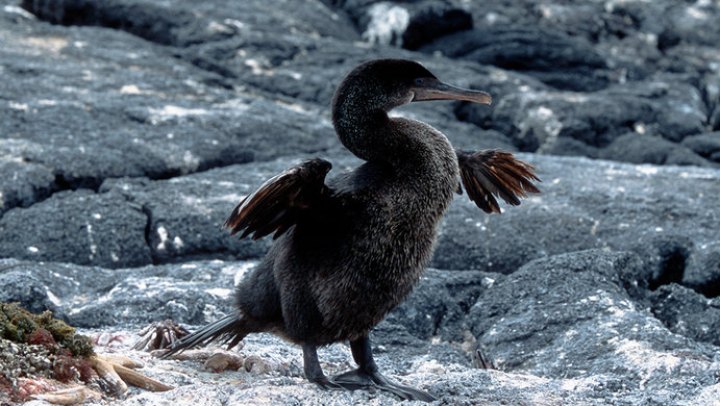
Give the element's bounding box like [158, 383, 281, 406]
[457, 150, 541, 214]
[223, 158, 333, 240]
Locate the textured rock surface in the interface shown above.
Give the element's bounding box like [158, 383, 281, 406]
[2, 0, 720, 405]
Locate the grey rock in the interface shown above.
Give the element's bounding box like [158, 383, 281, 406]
[649, 282, 720, 349]
[22, 0, 358, 45]
[0, 152, 56, 216]
[0, 9, 348, 218]
[353, 0, 472, 50]
[602, 0, 670, 40]
[383, 268, 493, 342]
[664, 2, 720, 48]
[710, 106, 720, 131]
[620, 234, 694, 296]
[489, 77, 707, 153]
[468, 250, 636, 371]
[701, 73, 720, 121]
[0, 257, 240, 327]
[684, 249, 720, 298]
[0, 157, 330, 268]
[681, 132, 720, 163]
[461, 0, 605, 39]
[64, 263, 241, 328]
[97, 161, 308, 264]
[433, 154, 720, 283]
[614, 233, 720, 348]
[4, 249, 720, 405]
[599, 133, 711, 167]
[22, 0, 228, 47]
[467, 249, 720, 405]
[452, 65, 550, 130]
[0, 188, 152, 268]
[537, 136, 599, 158]
[16, 0, 717, 169]
[4, 150, 720, 297]
[0, 270, 54, 315]
[419, 27, 610, 91]
[0, 13, 253, 196]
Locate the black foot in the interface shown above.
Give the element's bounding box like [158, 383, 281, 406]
[311, 376, 343, 391]
[331, 368, 436, 402]
[330, 369, 373, 391]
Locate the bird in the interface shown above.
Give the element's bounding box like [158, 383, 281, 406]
[161, 59, 540, 401]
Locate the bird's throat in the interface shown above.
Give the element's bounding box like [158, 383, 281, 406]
[333, 108, 395, 163]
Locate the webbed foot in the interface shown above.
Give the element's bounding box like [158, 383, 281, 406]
[310, 376, 343, 391]
[332, 368, 436, 402]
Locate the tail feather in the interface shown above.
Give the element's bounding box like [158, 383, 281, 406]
[160, 314, 247, 359]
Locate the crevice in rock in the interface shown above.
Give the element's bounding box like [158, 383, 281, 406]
[195, 149, 256, 176]
[1, 172, 99, 220]
[0, 184, 59, 219]
[620, 237, 694, 305]
[52, 172, 72, 190]
[53, 172, 103, 192]
[140, 203, 156, 265]
[695, 276, 720, 299]
[621, 239, 720, 348]
[648, 245, 688, 291]
[431, 304, 445, 337]
[184, 54, 239, 81]
[1, 149, 257, 219]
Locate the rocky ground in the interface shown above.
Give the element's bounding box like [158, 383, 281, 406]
[1, 0, 720, 405]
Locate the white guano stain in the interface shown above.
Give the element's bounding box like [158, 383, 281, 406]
[362, 2, 410, 46]
[156, 226, 168, 251]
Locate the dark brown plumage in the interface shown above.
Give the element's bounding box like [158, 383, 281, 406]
[224, 159, 332, 240]
[457, 149, 540, 214]
[162, 59, 540, 402]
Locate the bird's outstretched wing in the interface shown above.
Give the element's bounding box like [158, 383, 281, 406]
[224, 158, 333, 240]
[456, 150, 541, 214]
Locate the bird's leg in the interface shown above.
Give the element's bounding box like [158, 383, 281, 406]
[331, 335, 436, 402]
[303, 342, 341, 390]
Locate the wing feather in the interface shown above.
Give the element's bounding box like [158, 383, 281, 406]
[457, 150, 541, 214]
[224, 158, 332, 240]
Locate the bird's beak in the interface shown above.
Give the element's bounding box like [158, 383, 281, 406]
[411, 78, 492, 105]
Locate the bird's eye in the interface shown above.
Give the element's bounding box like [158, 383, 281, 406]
[414, 78, 423, 85]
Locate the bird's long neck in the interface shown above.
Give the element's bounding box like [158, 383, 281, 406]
[332, 99, 395, 163]
[331, 86, 459, 196]
[333, 99, 456, 174]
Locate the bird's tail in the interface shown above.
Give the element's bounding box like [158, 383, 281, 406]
[160, 314, 248, 358]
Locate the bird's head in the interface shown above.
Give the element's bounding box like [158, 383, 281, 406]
[332, 59, 492, 117]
